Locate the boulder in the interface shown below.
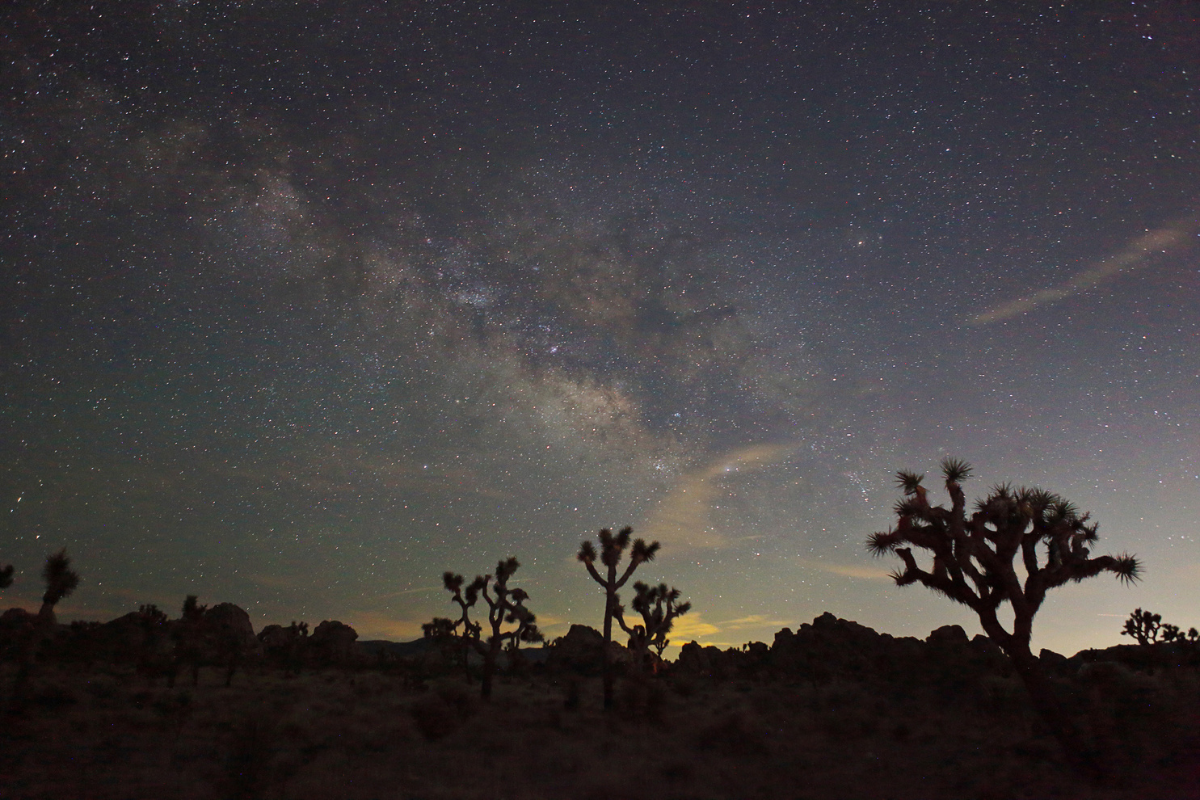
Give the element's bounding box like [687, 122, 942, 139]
[205, 603, 260, 654]
[309, 620, 360, 666]
[927, 624, 969, 645]
[547, 624, 607, 674]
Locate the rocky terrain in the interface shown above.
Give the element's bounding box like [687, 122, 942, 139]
[1, 608, 1198, 799]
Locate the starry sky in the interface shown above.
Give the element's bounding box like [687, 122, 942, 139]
[2, 1, 1197, 656]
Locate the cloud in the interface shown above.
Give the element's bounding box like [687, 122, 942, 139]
[649, 611, 792, 650]
[971, 214, 1199, 325]
[372, 585, 444, 601]
[639, 443, 794, 550]
[343, 611, 426, 641]
[795, 558, 893, 580]
[668, 612, 722, 640]
[717, 614, 793, 631]
[530, 613, 570, 638]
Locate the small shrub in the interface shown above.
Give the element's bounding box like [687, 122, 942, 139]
[85, 675, 121, 700]
[563, 677, 582, 710]
[431, 677, 478, 720]
[410, 693, 462, 742]
[32, 683, 78, 709]
[694, 711, 767, 756]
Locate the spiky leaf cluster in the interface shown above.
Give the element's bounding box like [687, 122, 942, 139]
[422, 617, 459, 641]
[868, 459, 1140, 651]
[578, 527, 660, 572]
[41, 549, 80, 606]
[616, 581, 691, 658]
[181, 594, 209, 622]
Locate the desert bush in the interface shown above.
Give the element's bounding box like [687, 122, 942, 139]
[563, 676, 582, 710]
[694, 711, 768, 756]
[31, 681, 78, 709]
[410, 692, 463, 741]
[978, 674, 1026, 719]
[85, 673, 122, 700]
[816, 681, 880, 738]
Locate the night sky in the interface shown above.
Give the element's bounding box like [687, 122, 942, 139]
[3, 1, 1197, 656]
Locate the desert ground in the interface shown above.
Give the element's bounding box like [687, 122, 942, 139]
[2, 623, 1199, 800]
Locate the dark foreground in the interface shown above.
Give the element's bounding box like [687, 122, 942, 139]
[2, 659, 1199, 800]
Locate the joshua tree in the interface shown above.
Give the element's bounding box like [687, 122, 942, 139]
[436, 557, 541, 699]
[38, 548, 80, 623]
[135, 604, 171, 680]
[867, 458, 1139, 775]
[615, 581, 691, 667]
[170, 595, 209, 687]
[578, 527, 660, 709]
[1122, 608, 1163, 646]
[423, 615, 472, 681]
[12, 549, 81, 704]
[1122, 608, 1198, 647]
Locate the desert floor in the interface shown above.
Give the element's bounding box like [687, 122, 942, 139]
[1, 662, 1198, 800]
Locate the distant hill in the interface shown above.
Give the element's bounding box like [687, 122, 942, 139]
[358, 639, 432, 659]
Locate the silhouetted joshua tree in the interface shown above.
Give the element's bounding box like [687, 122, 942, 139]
[578, 527, 659, 709]
[436, 558, 542, 699]
[1122, 608, 1163, 646]
[170, 595, 209, 687]
[13, 549, 81, 703]
[423, 615, 471, 681]
[1122, 608, 1198, 647]
[615, 581, 691, 668]
[135, 604, 171, 680]
[38, 548, 80, 624]
[867, 458, 1139, 776]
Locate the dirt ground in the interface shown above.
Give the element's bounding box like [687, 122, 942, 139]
[1, 662, 1198, 800]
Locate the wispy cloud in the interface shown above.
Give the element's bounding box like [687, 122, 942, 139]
[971, 214, 1198, 325]
[640, 443, 793, 550]
[343, 611, 426, 641]
[373, 585, 444, 601]
[717, 614, 792, 631]
[795, 558, 893, 580]
[669, 612, 722, 640]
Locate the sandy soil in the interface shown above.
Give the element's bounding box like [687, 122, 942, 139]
[1, 662, 1197, 800]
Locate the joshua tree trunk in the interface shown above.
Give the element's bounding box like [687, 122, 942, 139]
[481, 637, 502, 700]
[997, 634, 1101, 778]
[602, 589, 616, 710]
[977, 607, 1100, 777]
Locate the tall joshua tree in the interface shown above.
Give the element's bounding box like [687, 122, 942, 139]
[867, 458, 1139, 775]
[437, 557, 541, 699]
[615, 581, 691, 667]
[578, 527, 659, 709]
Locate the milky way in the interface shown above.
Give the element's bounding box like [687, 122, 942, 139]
[2, 2, 1197, 654]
